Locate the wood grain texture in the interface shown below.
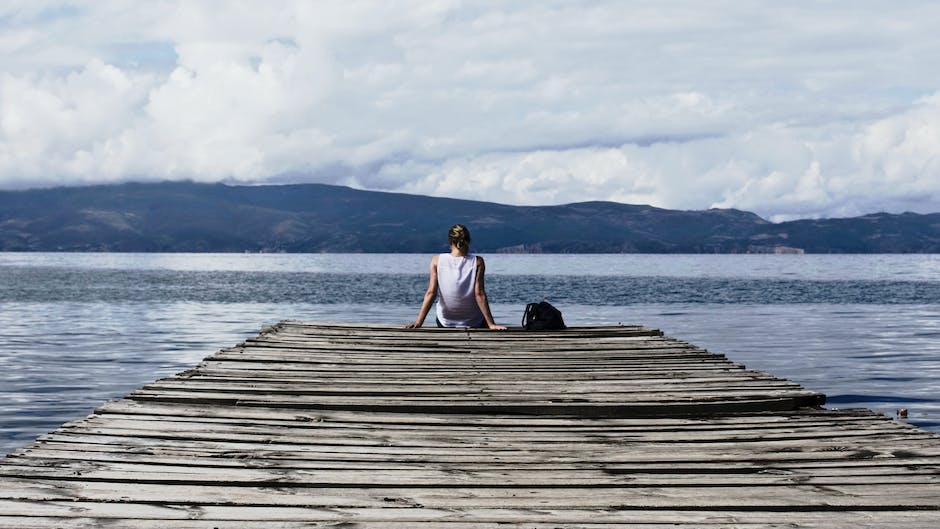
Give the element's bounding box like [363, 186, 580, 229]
[2, 322, 939, 527]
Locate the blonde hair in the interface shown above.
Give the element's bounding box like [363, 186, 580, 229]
[448, 224, 471, 253]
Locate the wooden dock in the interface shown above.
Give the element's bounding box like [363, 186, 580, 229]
[2, 322, 940, 528]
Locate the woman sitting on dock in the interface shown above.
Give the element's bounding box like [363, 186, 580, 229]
[405, 224, 506, 330]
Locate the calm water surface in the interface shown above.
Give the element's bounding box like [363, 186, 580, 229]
[2, 253, 940, 455]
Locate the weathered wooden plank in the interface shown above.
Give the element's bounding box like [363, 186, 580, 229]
[12, 446, 940, 476]
[1, 494, 940, 519]
[188, 356, 759, 368]
[78, 415, 912, 439]
[92, 399, 887, 425]
[4, 457, 940, 487]
[195, 362, 752, 376]
[53, 416, 921, 441]
[121, 392, 829, 417]
[137, 381, 810, 399]
[2, 520, 925, 529]
[127, 386, 824, 402]
[29, 432, 940, 464]
[231, 343, 708, 355]
[18, 431, 940, 466]
[11, 519, 925, 529]
[3, 478, 940, 512]
[46, 422, 928, 451]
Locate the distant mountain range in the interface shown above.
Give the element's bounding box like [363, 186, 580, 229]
[1, 181, 938, 253]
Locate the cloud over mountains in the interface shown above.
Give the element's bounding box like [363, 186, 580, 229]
[2, 1, 940, 221]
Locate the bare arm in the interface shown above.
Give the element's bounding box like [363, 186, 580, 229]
[474, 256, 507, 330]
[405, 255, 439, 328]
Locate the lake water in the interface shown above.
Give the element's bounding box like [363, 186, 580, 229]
[2, 253, 940, 455]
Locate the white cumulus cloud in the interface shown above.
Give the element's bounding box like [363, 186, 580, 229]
[2, 1, 940, 219]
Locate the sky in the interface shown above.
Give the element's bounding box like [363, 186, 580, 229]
[2, 1, 940, 221]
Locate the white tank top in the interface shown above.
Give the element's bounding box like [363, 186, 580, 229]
[435, 253, 484, 327]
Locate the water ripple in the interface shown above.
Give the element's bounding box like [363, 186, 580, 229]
[2, 253, 940, 456]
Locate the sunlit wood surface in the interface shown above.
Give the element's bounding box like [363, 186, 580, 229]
[1, 322, 938, 528]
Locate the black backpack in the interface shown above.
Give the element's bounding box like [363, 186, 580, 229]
[522, 301, 566, 330]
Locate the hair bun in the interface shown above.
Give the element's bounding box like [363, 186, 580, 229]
[448, 224, 471, 252]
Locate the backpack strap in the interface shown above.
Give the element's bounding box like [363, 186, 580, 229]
[522, 302, 538, 328]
